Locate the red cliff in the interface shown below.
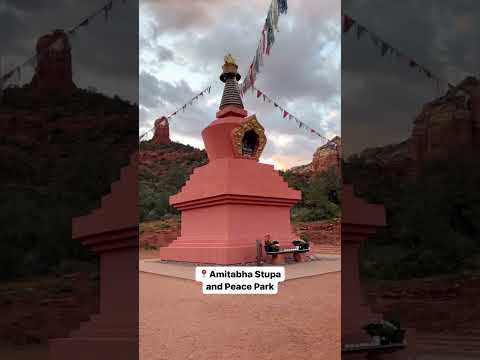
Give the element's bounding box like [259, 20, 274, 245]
[290, 136, 341, 177]
[409, 76, 480, 171]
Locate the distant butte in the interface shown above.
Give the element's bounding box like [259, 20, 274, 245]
[290, 136, 341, 176]
[30, 29, 76, 95]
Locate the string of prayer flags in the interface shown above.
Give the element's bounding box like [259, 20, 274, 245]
[277, 0, 288, 14]
[104, 1, 113, 20]
[342, 13, 453, 88]
[79, 19, 89, 27]
[271, 0, 280, 32]
[0, 0, 127, 91]
[342, 14, 355, 33]
[253, 86, 329, 142]
[356, 24, 366, 39]
[139, 85, 213, 141]
[240, 0, 288, 95]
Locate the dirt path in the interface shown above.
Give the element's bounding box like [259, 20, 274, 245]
[140, 272, 340, 360]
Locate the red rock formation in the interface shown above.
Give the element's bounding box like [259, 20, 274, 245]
[30, 29, 76, 95]
[290, 136, 341, 176]
[139, 218, 180, 248]
[312, 135, 341, 173]
[409, 76, 480, 171]
[152, 116, 171, 145]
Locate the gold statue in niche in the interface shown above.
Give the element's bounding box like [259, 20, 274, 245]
[224, 53, 236, 65]
[231, 115, 267, 160]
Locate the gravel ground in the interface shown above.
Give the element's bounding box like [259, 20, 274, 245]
[140, 272, 340, 360]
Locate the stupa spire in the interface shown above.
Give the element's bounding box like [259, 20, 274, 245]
[219, 54, 244, 110]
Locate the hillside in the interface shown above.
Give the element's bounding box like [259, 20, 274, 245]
[0, 85, 137, 280]
[0, 84, 137, 347]
[138, 140, 208, 221]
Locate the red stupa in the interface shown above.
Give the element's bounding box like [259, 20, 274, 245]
[160, 55, 302, 264]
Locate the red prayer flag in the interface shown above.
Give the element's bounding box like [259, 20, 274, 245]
[257, 90, 262, 98]
[343, 15, 355, 33]
[283, 110, 288, 118]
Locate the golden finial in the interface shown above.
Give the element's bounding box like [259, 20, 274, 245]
[220, 54, 241, 83]
[224, 53, 236, 65]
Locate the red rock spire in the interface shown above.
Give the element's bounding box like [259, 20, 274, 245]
[31, 29, 76, 95]
[152, 116, 171, 145]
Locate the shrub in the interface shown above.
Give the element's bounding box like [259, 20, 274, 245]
[283, 167, 341, 223]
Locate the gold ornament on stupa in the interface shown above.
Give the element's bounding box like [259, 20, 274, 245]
[224, 53, 236, 65]
[220, 53, 241, 84]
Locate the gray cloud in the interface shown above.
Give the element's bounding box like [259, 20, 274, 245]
[157, 46, 174, 62]
[1, 0, 138, 102]
[140, 71, 165, 109]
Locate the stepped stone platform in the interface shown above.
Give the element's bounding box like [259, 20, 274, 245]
[140, 255, 340, 281]
[49, 153, 138, 360]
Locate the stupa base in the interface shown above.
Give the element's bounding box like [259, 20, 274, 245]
[159, 239, 304, 265]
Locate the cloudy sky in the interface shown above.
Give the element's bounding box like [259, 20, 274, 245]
[140, 0, 340, 170]
[342, 0, 480, 156]
[1, 0, 138, 102]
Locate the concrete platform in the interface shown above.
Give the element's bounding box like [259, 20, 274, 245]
[139, 254, 340, 281]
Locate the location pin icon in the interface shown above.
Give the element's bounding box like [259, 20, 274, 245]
[202, 269, 206, 278]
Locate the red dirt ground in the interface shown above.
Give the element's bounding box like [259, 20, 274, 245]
[0, 344, 49, 359]
[140, 272, 340, 360]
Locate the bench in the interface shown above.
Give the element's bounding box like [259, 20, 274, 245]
[265, 248, 310, 265]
